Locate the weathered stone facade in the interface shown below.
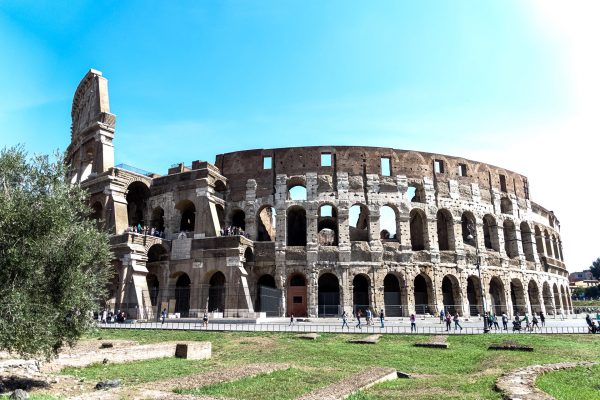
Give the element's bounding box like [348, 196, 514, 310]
[67, 69, 572, 320]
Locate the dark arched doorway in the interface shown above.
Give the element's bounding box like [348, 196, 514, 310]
[318, 273, 340, 316]
[208, 272, 226, 314]
[384, 274, 405, 316]
[287, 273, 307, 317]
[489, 277, 506, 315]
[467, 275, 482, 316]
[442, 275, 461, 315]
[414, 274, 433, 314]
[353, 274, 370, 314]
[256, 274, 279, 316]
[174, 273, 190, 318]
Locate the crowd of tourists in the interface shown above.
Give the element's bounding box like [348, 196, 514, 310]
[125, 224, 165, 238]
[96, 309, 128, 323]
[220, 225, 250, 238]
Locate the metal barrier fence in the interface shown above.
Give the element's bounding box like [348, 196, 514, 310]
[97, 320, 591, 335]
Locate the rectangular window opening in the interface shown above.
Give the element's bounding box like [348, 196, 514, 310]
[321, 153, 332, 167]
[381, 157, 391, 176]
[500, 174, 507, 192]
[458, 163, 467, 177]
[434, 159, 444, 174]
[263, 156, 272, 170]
[293, 296, 303, 304]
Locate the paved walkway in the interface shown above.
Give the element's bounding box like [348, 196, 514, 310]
[99, 315, 591, 335]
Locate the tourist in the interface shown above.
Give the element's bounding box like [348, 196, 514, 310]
[531, 314, 540, 331]
[453, 313, 463, 331]
[439, 309, 445, 324]
[161, 308, 167, 324]
[366, 308, 372, 326]
[289, 313, 294, 326]
[492, 314, 500, 330]
[341, 311, 350, 329]
[379, 309, 385, 328]
[445, 313, 452, 332]
[203, 311, 209, 328]
[501, 312, 508, 330]
[102, 309, 108, 324]
[523, 314, 530, 331]
[356, 309, 362, 329]
[539, 311, 546, 327]
[410, 314, 416, 333]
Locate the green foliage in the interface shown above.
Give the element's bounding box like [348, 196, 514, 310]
[589, 257, 600, 279]
[0, 146, 112, 359]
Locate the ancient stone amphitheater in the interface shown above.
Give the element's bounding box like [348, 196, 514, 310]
[67, 69, 571, 320]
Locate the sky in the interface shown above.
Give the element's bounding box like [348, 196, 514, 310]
[1, 1, 598, 272]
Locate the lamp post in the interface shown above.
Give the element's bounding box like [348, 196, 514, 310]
[467, 223, 490, 333]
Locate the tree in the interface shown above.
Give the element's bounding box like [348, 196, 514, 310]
[590, 257, 600, 280]
[0, 146, 112, 359]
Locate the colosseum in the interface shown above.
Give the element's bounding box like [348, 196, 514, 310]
[67, 69, 572, 321]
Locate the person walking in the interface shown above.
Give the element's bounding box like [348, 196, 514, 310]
[366, 308, 372, 326]
[531, 313, 540, 331]
[445, 313, 452, 332]
[410, 314, 416, 333]
[341, 311, 350, 329]
[524, 314, 530, 331]
[501, 312, 508, 330]
[379, 309, 385, 328]
[161, 308, 167, 324]
[203, 311, 209, 328]
[355, 309, 362, 329]
[289, 313, 295, 326]
[492, 314, 500, 330]
[539, 311, 546, 327]
[453, 313, 463, 331]
[440, 309, 445, 324]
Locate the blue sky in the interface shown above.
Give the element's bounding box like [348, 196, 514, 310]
[1, 1, 598, 271]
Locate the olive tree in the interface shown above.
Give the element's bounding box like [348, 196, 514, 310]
[0, 146, 112, 358]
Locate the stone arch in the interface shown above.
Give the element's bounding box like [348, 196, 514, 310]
[256, 205, 276, 241]
[534, 226, 544, 254]
[214, 180, 227, 196]
[489, 276, 506, 314]
[126, 181, 150, 227]
[147, 243, 168, 263]
[175, 199, 195, 232]
[467, 275, 483, 316]
[542, 281, 554, 315]
[414, 273, 435, 314]
[208, 271, 226, 313]
[230, 208, 246, 231]
[243, 246, 254, 262]
[510, 278, 527, 315]
[503, 220, 519, 259]
[441, 274, 462, 314]
[287, 176, 307, 201]
[287, 206, 307, 246]
[544, 230, 553, 258]
[410, 209, 428, 251]
[380, 204, 399, 241]
[173, 272, 191, 318]
[483, 214, 499, 251]
[383, 273, 407, 317]
[407, 182, 426, 203]
[436, 209, 455, 251]
[553, 283, 561, 314]
[318, 272, 340, 316]
[560, 285, 569, 314]
[287, 272, 307, 317]
[552, 235, 560, 261]
[528, 280, 542, 314]
[461, 212, 476, 247]
[349, 203, 370, 242]
[150, 207, 165, 232]
[500, 197, 512, 214]
[318, 203, 338, 245]
[255, 274, 278, 316]
[352, 274, 371, 313]
[520, 222, 535, 261]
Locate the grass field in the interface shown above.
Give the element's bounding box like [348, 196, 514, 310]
[48, 330, 599, 399]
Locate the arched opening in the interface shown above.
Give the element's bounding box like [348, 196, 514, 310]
[148, 244, 168, 263]
[146, 274, 159, 307]
[352, 274, 370, 313]
[503, 220, 518, 259]
[383, 274, 405, 317]
[544, 230, 553, 258]
[483, 215, 499, 251]
[256, 274, 278, 316]
[230, 209, 246, 231]
[414, 273, 434, 314]
[534, 226, 544, 254]
[442, 275, 461, 314]
[288, 185, 307, 201]
[243, 247, 254, 262]
[410, 209, 427, 251]
[287, 206, 307, 246]
[461, 212, 476, 246]
[528, 280, 542, 314]
[407, 183, 425, 203]
[380, 205, 399, 240]
[174, 273, 191, 317]
[318, 204, 338, 245]
[287, 273, 307, 317]
[552, 236, 560, 261]
[560, 285, 569, 314]
[349, 204, 369, 241]
[553, 283, 562, 314]
[500, 197, 512, 214]
[436, 209, 454, 251]
[489, 277, 506, 315]
[318, 273, 340, 316]
[208, 272, 226, 313]
[510, 279, 527, 315]
[467, 275, 482, 316]
[520, 222, 535, 261]
[214, 180, 227, 196]
[126, 182, 150, 227]
[542, 282, 554, 315]
[176, 200, 195, 232]
[257, 206, 276, 241]
[150, 207, 165, 232]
